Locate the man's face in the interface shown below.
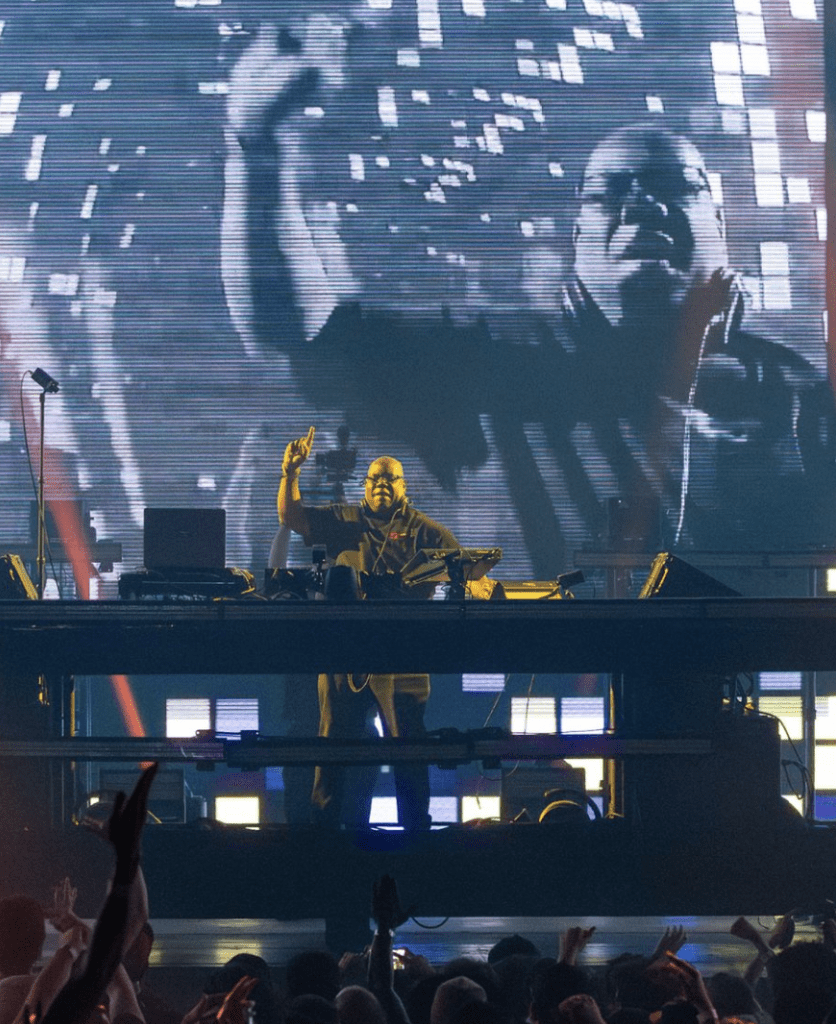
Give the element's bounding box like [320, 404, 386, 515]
[364, 456, 406, 513]
[573, 128, 729, 328]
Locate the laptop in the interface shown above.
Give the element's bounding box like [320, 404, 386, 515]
[143, 508, 226, 572]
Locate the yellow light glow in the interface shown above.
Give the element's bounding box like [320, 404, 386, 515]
[826, 568, 836, 592]
[565, 758, 604, 791]
[461, 795, 500, 821]
[758, 696, 803, 741]
[214, 795, 260, 825]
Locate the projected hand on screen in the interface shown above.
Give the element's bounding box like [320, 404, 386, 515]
[227, 19, 347, 141]
[223, 16, 357, 353]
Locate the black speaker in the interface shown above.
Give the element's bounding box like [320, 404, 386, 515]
[638, 552, 740, 599]
[624, 712, 784, 829]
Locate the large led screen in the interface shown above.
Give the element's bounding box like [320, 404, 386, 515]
[0, 0, 827, 591]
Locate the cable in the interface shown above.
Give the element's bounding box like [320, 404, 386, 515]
[781, 758, 806, 803]
[409, 916, 450, 929]
[756, 708, 812, 806]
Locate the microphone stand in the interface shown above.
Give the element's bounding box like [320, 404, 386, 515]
[36, 386, 46, 599]
[31, 368, 59, 599]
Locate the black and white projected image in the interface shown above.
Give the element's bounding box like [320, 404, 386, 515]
[0, 0, 828, 590]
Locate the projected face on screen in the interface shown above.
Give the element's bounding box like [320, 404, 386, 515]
[0, 0, 828, 592]
[573, 126, 729, 330]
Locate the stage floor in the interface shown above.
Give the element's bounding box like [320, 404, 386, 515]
[42, 913, 815, 970]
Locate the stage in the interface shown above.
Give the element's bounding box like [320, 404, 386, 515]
[0, 595, 834, 947]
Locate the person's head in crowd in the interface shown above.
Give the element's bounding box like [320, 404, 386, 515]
[204, 952, 280, 1024]
[704, 972, 756, 1021]
[487, 935, 541, 965]
[572, 124, 728, 334]
[405, 972, 446, 1024]
[285, 994, 339, 1024]
[441, 958, 502, 1006]
[285, 949, 341, 1002]
[0, 895, 46, 976]
[123, 921, 155, 985]
[334, 985, 386, 1024]
[768, 940, 836, 1006]
[430, 976, 487, 1024]
[528, 959, 592, 1024]
[490, 953, 542, 1024]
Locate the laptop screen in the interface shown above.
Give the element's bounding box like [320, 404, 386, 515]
[143, 508, 226, 571]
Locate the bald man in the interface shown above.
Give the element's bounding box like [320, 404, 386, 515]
[279, 427, 461, 829]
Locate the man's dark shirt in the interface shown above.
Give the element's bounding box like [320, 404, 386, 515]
[304, 501, 459, 599]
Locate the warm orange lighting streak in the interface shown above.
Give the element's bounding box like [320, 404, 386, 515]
[47, 486, 91, 600]
[111, 674, 147, 738]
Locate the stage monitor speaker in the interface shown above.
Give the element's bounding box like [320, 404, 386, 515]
[624, 712, 784, 829]
[0, 553, 38, 600]
[638, 552, 740, 599]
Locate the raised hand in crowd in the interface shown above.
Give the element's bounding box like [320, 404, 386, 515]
[216, 976, 258, 1024]
[180, 993, 228, 1024]
[107, 761, 158, 885]
[37, 762, 158, 1024]
[46, 878, 87, 938]
[768, 911, 796, 951]
[655, 951, 717, 1021]
[729, 915, 776, 988]
[394, 947, 435, 984]
[339, 950, 370, 989]
[729, 916, 770, 957]
[372, 874, 411, 936]
[651, 925, 688, 962]
[369, 875, 413, 1024]
[558, 927, 596, 966]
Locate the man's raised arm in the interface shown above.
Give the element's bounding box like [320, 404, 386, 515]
[222, 19, 355, 355]
[278, 426, 316, 537]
